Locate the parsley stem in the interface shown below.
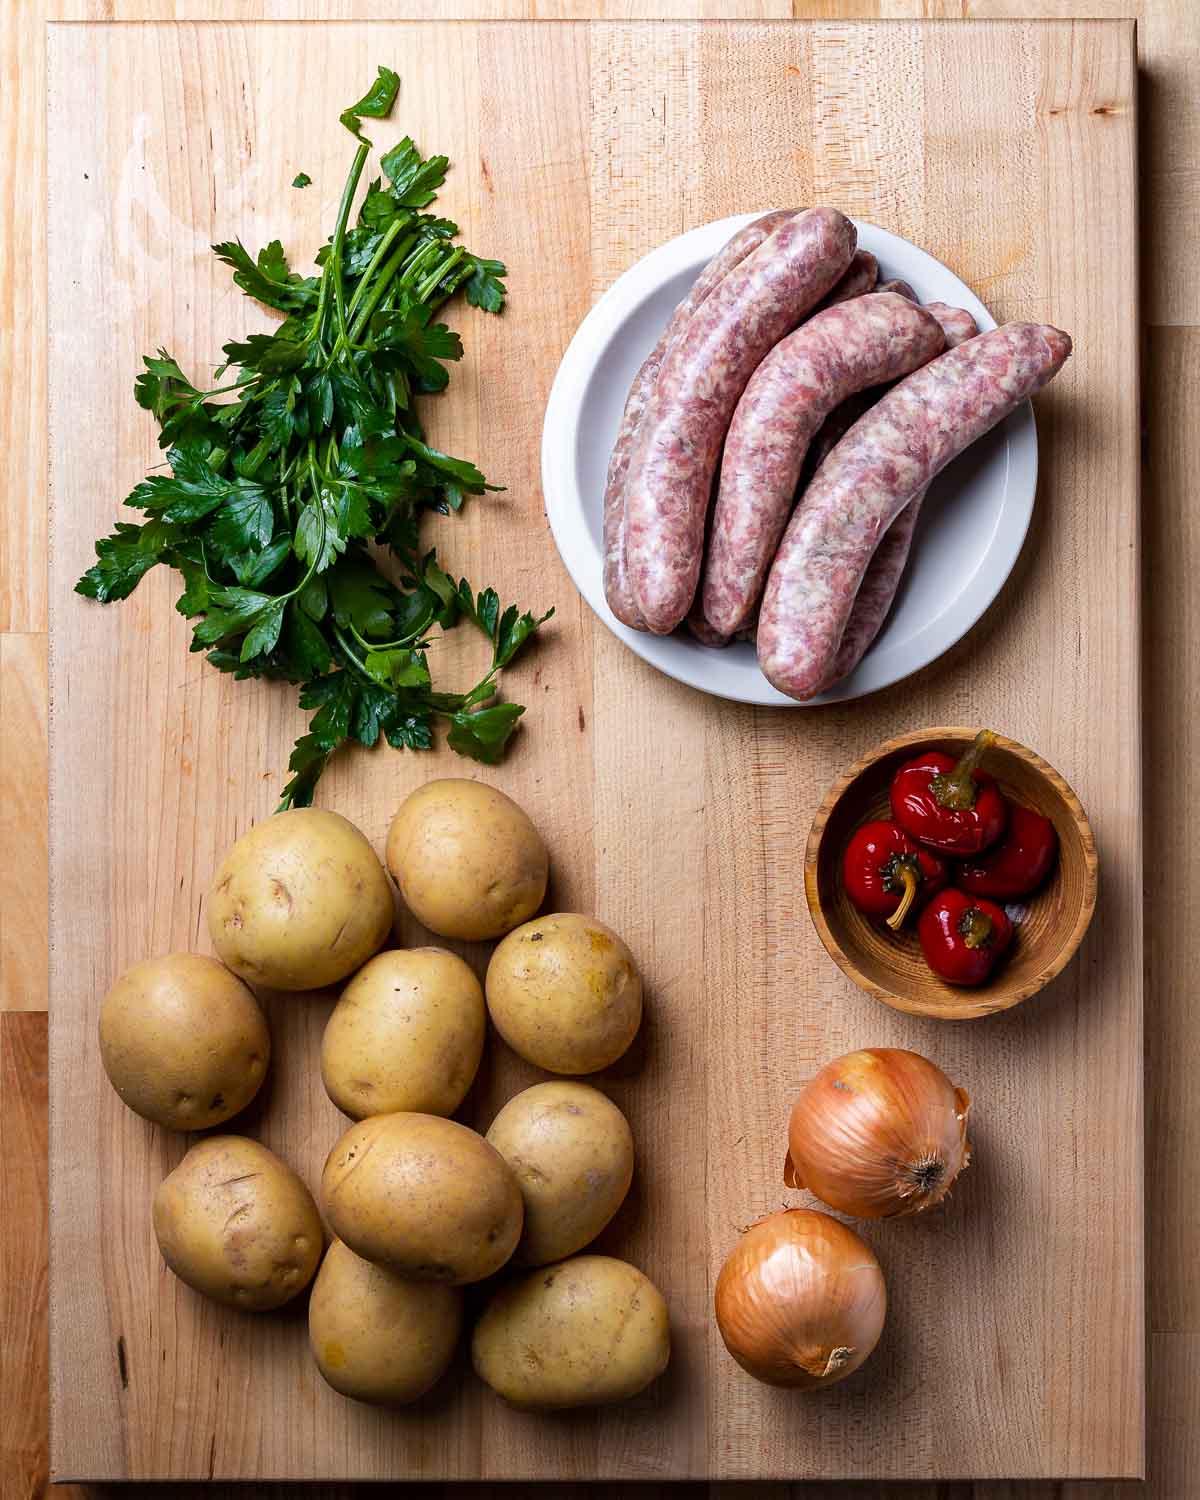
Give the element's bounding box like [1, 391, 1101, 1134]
[346, 231, 421, 343]
[428, 262, 474, 312]
[397, 237, 442, 291]
[315, 140, 371, 351]
[416, 245, 465, 302]
[331, 622, 370, 676]
[197, 377, 256, 400]
[346, 618, 425, 653]
[345, 219, 408, 320]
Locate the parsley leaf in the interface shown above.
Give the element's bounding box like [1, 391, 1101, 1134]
[340, 64, 400, 141]
[76, 521, 168, 602]
[380, 137, 449, 208]
[213, 239, 316, 313]
[447, 702, 526, 763]
[205, 482, 274, 553]
[465, 257, 508, 314]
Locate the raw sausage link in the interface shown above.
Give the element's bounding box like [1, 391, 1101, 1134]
[804, 303, 976, 481]
[876, 278, 917, 301]
[924, 302, 979, 349]
[701, 292, 946, 636]
[819, 249, 879, 308]
[757, 322, 1072, 701]
[686, 248, 885, 645]
[602, 210, 797, 628]
[624, 208, 857, 635]
[820, 304, 980, 689]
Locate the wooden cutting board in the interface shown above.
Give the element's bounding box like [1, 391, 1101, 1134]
[47, 18, 1142, 1483]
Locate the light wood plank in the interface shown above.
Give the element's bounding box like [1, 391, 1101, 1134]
[0, 4, 48, 631]
[0, 1013, 91, 1500]
[1142, 328, 1200, 1337]
[1140, 0, 1200, 324]
[0, 1014, 51, 1496]
[0, 635, 49, 1013]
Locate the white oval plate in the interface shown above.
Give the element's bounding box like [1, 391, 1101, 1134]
[541, 214, 1037, 707]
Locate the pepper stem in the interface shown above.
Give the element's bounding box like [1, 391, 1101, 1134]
[959, 906, 995, 950]
[929, 728, 996, 811]
[885, 864, 920, 931]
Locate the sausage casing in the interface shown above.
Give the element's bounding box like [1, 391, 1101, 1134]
[757, 322, 1073, 700]
[602, 210, 797, 628]
[702, 291, 945, 636]
[819, 303, 980, 689]
[624, 208, 857, 635]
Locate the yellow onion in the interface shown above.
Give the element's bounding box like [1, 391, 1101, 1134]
[785, 1047, 970, 1218]
[714, 1209, 886, 1389]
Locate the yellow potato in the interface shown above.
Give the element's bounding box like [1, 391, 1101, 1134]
[485, 914, 642, 1074]
[152, 1136, 322, 1310]
[386, 779, 548, 941]
[207, 808, 394, 991]
[321, 948, 484, 1120]
[472, 1254, 670, 1409]
[308, 1238, 464, 1406]
[486, 1082, 634, 1265]
[99, 953, 269, 1130]
[322, 1112, 523, 1284]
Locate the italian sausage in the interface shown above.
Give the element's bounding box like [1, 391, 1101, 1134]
[804, 302, 976, 480]
[602, 210, 798, 628]
[876, 278, 917, 301]
[819, 304, 980, 690]
[925, 302, 980, 349]
[624, 207, 857, 635]
[818, 249, 879, 308]
[726, 307, 978, 666]
[757, 321, 1072, 701]
[701, 292, 946, 636]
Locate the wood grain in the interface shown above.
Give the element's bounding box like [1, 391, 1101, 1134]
[0, 635, 48, 1012]
[0, 1015, 52, 1498]
[1143, 329, 1200, 1339]
[46, 19, 1142, 1483]
[0, 2, 47, 633]
[1141, 1, 1200, 324]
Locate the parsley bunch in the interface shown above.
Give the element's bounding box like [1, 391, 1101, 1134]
[77, 66, 552, 809]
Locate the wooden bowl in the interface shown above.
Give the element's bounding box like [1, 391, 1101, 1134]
[804, 727, 1098, 1020]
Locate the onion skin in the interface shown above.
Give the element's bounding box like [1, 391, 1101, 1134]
[714, 1209, 886, 1389]
[785, 1048, 970, 1219]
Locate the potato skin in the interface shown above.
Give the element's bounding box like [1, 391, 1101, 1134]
[472, 1255, 670, 1409]
[308, 1238, 463, 1405]
[152, 1136, 322, 1310]
[207, 809, 393, 991]
[386, 780, 548, 941]
[321, 948, 484, 1121]
[485, 914, 642, 1074]
[486, 1082, 634, 1265]
[99, 954, 269, 1130]
[322, 1112, 523, 1284]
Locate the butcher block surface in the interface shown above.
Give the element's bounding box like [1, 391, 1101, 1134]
[48, 18, 1141, 1482]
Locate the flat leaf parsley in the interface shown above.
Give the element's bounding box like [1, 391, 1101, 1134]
[77, 67, 552, 808]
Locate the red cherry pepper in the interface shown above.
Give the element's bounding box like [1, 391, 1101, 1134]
[957, 803, 1058, 900]
[890, 729, 1008, 855]
[918, 889, 1014, 986]
[842, 820, 948, 930]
